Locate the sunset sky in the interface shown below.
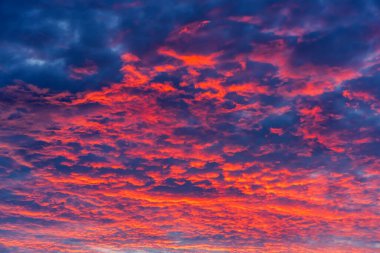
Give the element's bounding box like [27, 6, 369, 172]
[0, 1, 379, 252]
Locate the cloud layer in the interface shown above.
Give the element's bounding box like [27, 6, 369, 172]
[0, 0, 379, 252]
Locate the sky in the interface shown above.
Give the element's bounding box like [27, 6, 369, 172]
[0, 0, 379, 252]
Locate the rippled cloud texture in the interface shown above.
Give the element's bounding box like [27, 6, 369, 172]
[0, 0, 379, 252]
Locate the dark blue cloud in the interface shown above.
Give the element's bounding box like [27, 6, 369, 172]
[291, 26, 371, 67]
[152, 178, 216, 195]
[2, 0, 378, 92]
